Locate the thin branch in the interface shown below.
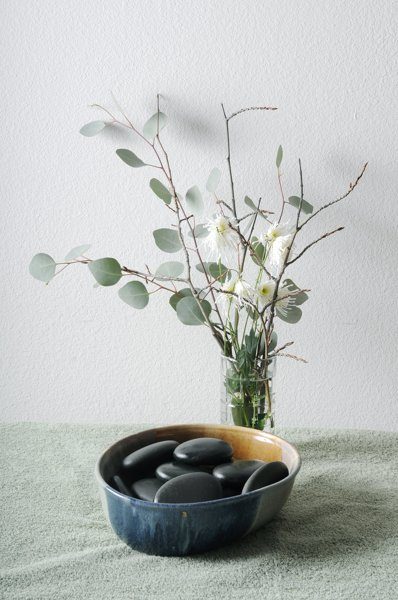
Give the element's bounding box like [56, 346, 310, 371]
[298, 162, 368, 231]
[277, 352, 308, 364]
[227, 105, 278, 121]
[221, 103, 238, 220]
[274, 341, 294, 353]
[287, 227, 344, 266]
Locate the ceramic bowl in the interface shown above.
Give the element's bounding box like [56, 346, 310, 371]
[95, 424, 301, 556]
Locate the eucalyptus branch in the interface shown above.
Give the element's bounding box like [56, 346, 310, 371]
[287, 227, 344, 266]
[241, 198, 261, 269]
[266, 159, 305, 338]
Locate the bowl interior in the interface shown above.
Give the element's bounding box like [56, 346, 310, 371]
[98, 424, 301, 486]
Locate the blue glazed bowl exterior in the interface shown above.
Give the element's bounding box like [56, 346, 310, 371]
[95, 424, 301, 556]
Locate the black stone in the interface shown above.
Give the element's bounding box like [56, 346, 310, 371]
[222, 486, 241, 498]
[156, 461, 203, 482]
[173, 437, 233, 466]
[122, 440, 179, 475]
[213, 460, 265, 490]
[112, 474, 132, 496]
[242, 461, 289, 493]
[154, 472, 223, 504]
[131, 478, 164, 502]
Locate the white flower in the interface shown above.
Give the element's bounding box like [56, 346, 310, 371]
[263, 222, 293, 243]
[205, 214, 239, 259]
[263, 222, 295, 274]
[216, 275, 252, 317]
[275, 286, 295, 316]
[256, 279, 276, 306]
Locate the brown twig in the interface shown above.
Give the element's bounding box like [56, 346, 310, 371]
[287, 227, 344, 266]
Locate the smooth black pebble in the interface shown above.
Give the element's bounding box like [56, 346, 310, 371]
[222, 486, 241, 498]
[131, 478, 164, 502]
[122, 440, 179, 474]
[213, 459, 265, 490]
[154, 472, 223, 504]
[173, 437, 233, 466]
[156, 461, 203, 482]
[112, 474, 132, 496]
[242, 461, 289, 494]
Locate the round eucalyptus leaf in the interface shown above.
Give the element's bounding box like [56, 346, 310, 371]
[29, 253, 56, 283]
[118, 281, 149, 309]
[276, 145, 283, 168]
[149, 178, 172, 204]
[153, 228, 182, 253]
[276, 306, 302, 324]
[176, 296, 211, 326]
[169, 287, 193, 311]
[195, 261, 229, 283]
[188, 224, 209, 239]
[116, 149, 146, 168]
[288, 196, 313, 215]
[64, 244, 91, 260]
[206, 168, 221, 193]
[88, 258, 122, 286]
[79, 121, 106, 137]
[155, 261, 184, 278]
[185, 185, 204, 216]
[143, 111, 167, 140]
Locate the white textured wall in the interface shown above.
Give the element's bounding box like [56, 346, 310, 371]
[1, 0, 397, 431]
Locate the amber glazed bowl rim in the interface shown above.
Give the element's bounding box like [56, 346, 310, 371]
[95, 423, 302, 507]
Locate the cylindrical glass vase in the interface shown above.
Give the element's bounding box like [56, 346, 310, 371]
[220, 354, 276, 432]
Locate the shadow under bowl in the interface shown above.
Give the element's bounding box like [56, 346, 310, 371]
[95, 424, 301, 556]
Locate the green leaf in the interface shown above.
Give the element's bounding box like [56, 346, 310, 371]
[64, 244, 91, 260]
[118, 281, 149, 309]
[155, 261, 184, 278]
[244, 196, 257, 211]
[169, 287, 194, 311]
[116, 149, 146, 168]
[79, 121, 106, 137]
[281, 279, 308, 306]
[269, 331, 278, 352]
[250, 236, 266, 266]
[206, 168, 221, 193]
[196, 261, 229, 283]
[88, 258, 122, 286]
[149, 179, 172, 205]
[276, 145, 283, 168]
[143, 111, 167, 140]
[188, 224, 209, 239]
[276, 306, 302, 324]
[29, 253, 56, 283]
[288, 196, 313, 214]
[186, 185, 204, 216]
[176, 296, 211, 326]
[153, 228, 182, 253]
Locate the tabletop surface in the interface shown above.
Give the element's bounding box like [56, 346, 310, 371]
[0, 423, 397, 600]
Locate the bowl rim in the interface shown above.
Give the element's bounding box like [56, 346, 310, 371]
[95, 423, 301, 507]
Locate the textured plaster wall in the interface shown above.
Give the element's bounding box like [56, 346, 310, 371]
[1, 0, 397, 430]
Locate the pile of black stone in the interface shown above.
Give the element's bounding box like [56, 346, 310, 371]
[110, 437, 288, 503]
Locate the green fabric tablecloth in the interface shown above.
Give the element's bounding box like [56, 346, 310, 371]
[0, 424, 397, 599]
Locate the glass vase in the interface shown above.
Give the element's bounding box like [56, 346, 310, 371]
[220, 354, 276, 432]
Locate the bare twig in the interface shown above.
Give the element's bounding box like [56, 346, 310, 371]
[277, 352, 308, 363]
[227, 105, 278, 121]
[287, 227, 344, 266]
[274, 341, 294, 353]
[298, 162, 368, 231]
